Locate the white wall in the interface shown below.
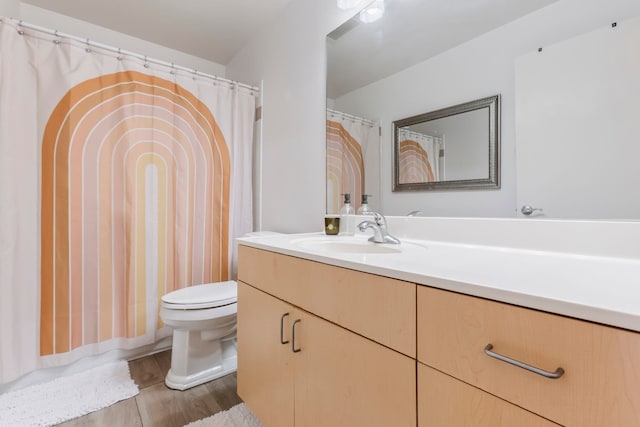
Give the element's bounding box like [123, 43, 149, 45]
[0, 0, 19, 17]
[18, 4, 226, 77]
[228, 0, 640, 229]
[335, 0, 640, 217]
[226, 0, 361, 232]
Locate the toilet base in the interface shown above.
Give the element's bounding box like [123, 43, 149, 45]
[164, 326, 238, 391]
[165, 354, 237, 390]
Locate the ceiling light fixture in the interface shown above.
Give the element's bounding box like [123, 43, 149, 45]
[359, 0, 385, 23]
[337, 0, 360, 10]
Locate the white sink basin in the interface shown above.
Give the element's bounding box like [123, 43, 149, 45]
[292, 236, 425, 255]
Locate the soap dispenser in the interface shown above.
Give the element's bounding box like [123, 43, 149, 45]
[357, 194, 374, 215]
[339, 193, 356, 235]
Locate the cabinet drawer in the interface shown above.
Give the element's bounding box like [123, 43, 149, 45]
[417, 286, 640, 426]
[239, 245, 416, 357]
[418, 363, 560, 426]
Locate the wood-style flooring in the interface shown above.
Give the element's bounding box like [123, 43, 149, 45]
[56, 350, 242, 427]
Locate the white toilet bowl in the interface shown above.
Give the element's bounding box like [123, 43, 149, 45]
[160, 280, 238, 390]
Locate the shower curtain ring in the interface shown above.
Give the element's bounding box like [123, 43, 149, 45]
[170, 62, 176, 75]
[17, 20, 24, 35]
[144, 56, 149, 68]
[117, 48, 123, 61]
[85, 38, 91, 53]
[53, 30, 60, 44]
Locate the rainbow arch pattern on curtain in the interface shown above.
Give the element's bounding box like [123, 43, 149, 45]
[40, 71, 230, 356]
[326, 120, 364, 213]
[398, 139, 435, 184]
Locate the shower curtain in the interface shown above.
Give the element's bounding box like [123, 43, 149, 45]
[326, 110, 377, 214]
[398, 129, 442, 183]
[0, 18, 256, 384]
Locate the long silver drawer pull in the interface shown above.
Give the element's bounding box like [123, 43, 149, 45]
[291, 319, 302, 353]
[280, 313, 290, 344]
[484, 344, 565, 379]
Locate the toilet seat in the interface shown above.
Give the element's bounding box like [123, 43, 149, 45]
[161, 281, 237, 310]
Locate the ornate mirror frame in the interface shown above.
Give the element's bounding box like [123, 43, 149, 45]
[393, 95, 501, 192]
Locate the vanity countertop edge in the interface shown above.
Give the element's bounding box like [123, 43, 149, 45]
[237, 232, 640, 333]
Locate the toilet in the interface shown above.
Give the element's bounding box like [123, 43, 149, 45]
[160, 280, 238, 390]
[160, 231, 280, 390]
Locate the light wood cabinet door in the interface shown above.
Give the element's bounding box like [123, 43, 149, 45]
[418, 363, 560, 427]
[237, 281, 294, 427]
[293, 309, 416, 427]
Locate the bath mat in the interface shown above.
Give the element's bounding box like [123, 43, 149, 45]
[0, 360, 139, 427]
[185, 403, 262, 427]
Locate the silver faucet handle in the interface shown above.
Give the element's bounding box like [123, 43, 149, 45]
[406, 210, 423, 217]
[372, 212, 386, 226]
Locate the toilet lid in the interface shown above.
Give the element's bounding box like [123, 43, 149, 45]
[161, 281, 237, 309]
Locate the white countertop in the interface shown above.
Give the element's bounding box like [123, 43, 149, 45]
[237, 232, 640, 333]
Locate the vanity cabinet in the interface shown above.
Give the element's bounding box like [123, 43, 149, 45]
[238, 243, 640, 426]
[417, 286, 640, 426]
[237, 246, 417, 427]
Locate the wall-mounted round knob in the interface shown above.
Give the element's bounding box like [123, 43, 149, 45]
[521, 205, 543, 216]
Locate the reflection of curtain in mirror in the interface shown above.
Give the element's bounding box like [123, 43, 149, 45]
[398, 129, 443, 184]
[326, 110, 377, 213]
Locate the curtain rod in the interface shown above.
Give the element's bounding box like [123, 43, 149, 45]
[2, 17, 259, 93]
[327, 108, 377, 127]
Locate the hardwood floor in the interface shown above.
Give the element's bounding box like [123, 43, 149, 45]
[56, 350, 242, 427]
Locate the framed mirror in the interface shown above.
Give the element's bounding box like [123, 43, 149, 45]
[393, 95, 500, 192]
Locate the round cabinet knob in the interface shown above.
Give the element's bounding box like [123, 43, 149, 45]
[521, 205, 543, 216]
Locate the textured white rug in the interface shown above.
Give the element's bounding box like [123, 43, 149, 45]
[185, 403, 263, 427]
[0, 360, 139, 427]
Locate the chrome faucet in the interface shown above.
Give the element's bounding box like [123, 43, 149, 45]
[358, 212, 400, 244]
[406, 210, 423, 217]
